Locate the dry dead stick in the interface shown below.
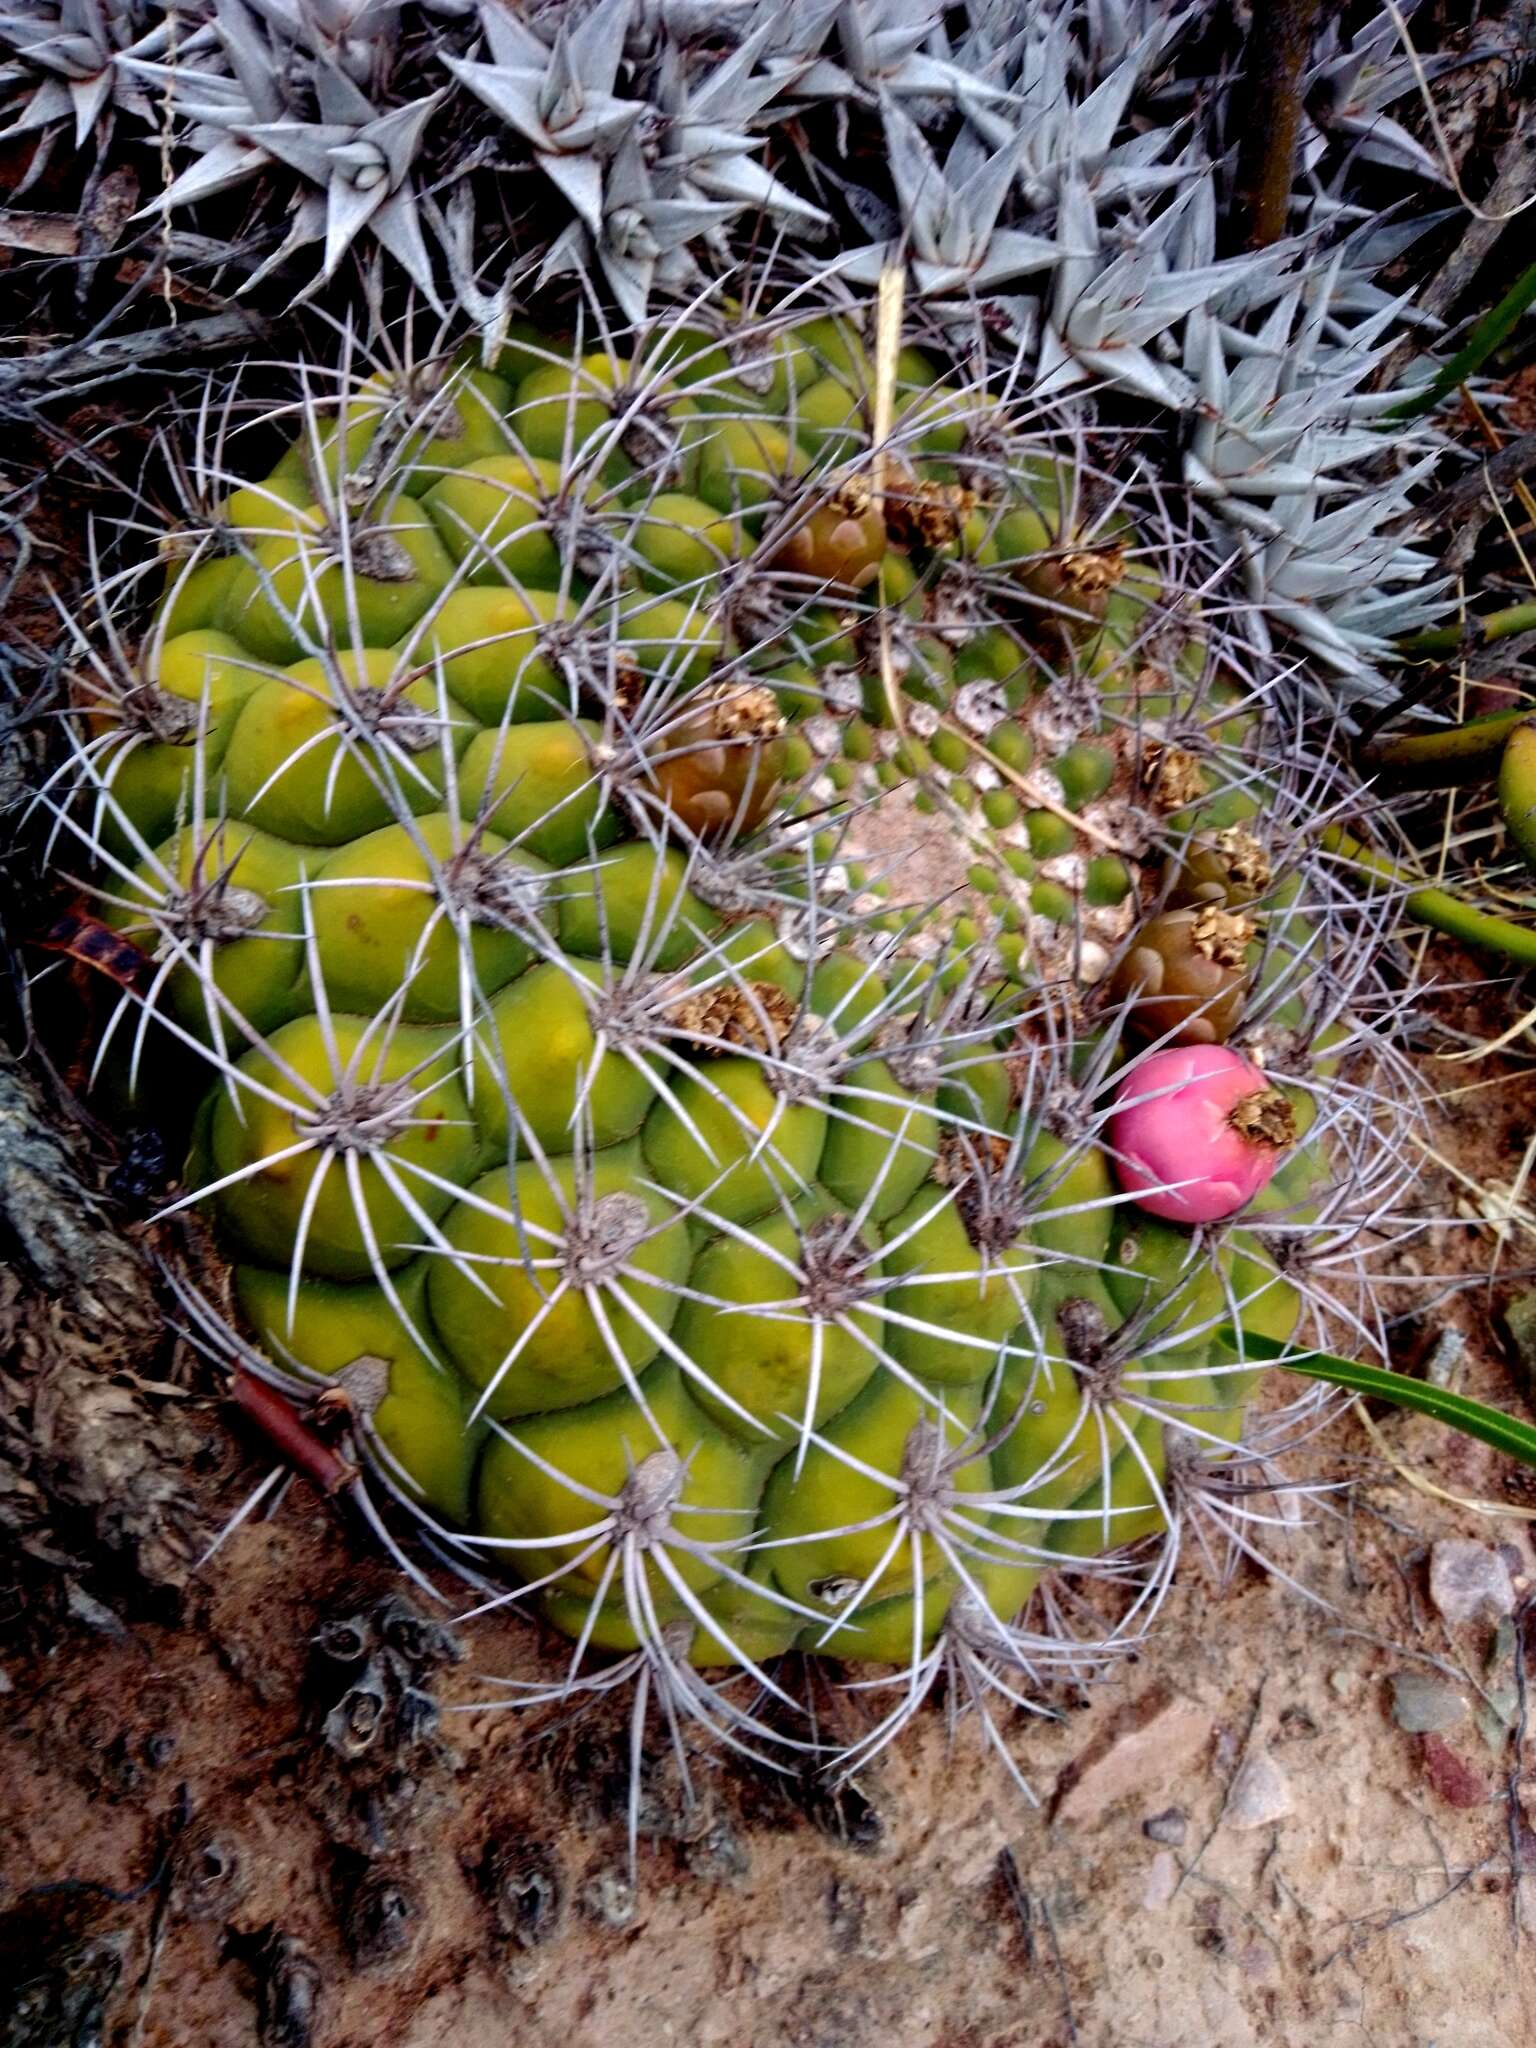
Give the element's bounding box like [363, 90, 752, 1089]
[1421, 433, 1536, 532]
[1227, 0, 1324, 250]
[1423, 120, 1536, 324]
[0, 211, 79, 256]
[0, 213, 231, 307]
[0, 307, 270, 396]
[996, 1849, 1079, 2046]
[873, 264, 907, 742]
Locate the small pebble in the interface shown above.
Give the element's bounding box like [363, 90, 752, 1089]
[580, 1870, 637, 1929]
[1429, 1539, 1516, 1626]
[1419, 1733, 1488, 1810]
[1142, 1807, 1188, 1846]
[1141, 1851, 1179, 1911]
[1224, 1750, 1293, 1831]
[1423, 1328, 1466, 1389]
[1389, 1669, 1468, 1735]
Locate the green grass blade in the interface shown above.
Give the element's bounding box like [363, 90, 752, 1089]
[1387, 257, 1536, 422]
[1225, 1326, 1536, 1470]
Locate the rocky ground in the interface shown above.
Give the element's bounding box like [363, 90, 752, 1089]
[8, 1323, 1536, 2048]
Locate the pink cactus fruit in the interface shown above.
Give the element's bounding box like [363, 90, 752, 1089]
[1107, 1045, 1297, 1224]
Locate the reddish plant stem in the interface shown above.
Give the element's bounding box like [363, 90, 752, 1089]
[37, 909, 155, 992]
[230, 1370, 358, 1498]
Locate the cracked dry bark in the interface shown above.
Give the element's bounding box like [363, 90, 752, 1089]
[0, 1051, 207, 1637]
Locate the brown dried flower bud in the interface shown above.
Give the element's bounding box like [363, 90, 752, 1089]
[642, 682, 787, 840]
[1167, 826, 1272, 907]
[1107, 905, 1256, 1045]
[1143, 744, 1207, 814]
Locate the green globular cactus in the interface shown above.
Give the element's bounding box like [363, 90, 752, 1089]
[51, 301, 1410, 1799]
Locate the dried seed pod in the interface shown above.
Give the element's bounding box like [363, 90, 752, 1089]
[313, 1613, 374, 1665]
[1107, 905, 1255, 1045]
[172, 1822, 249, 1921]
[478, 1840, 564, 1950]
[323, 1655, 392, 1760]
[883, 471, 978, 551]
[1015, 540, 1127, 644]
[769, 479, 887, 592]
[393, 1686, 441, 1747]
[235, 1926, 322, 2048]
[339, 1863, 422, 1969]
[642, 681, 787, 839]
[373, 1593, 461, 1671]
[1166, 827, 1272, 908]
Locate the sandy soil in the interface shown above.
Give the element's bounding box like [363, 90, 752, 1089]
[8, 1384, 1536, 2048]
[7, 1010, 1536, 2048]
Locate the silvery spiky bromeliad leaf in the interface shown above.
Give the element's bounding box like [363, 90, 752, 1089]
[1035, 178, 1291, 413]
[1234, 450, 1449, 689]
[18, 0, 1479, 696]
[643, 25, 829, 236]
[1301, 3, 1470, 188]
[458, 7, 829, 320]
[241, 92, 445, 297]
[956, 17, 1188, 211]
[779, 0, 1015, 108]
[1183, 270, 1448, 693]
[832, 100, 1061, 295]
[448, 0, 646, 234]
[129, 0, 448, 300]
[536, 132, 739, 323]
[1185, 276, 1409, 511]
[1076, 0, 1207, 76]
[1291, 204, 1455, 332]
[0, 0, 206, 191]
